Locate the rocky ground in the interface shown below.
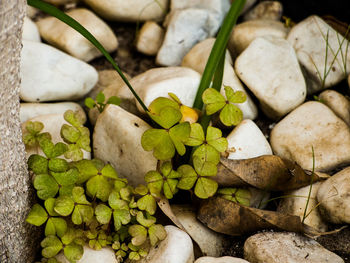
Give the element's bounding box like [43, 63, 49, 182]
[23, 0, 350, 262]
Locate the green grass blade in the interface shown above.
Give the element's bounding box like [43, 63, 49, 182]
[27, 0, 148, 112]
[302, 146, 315, 224]
[192, 0, 246, 110]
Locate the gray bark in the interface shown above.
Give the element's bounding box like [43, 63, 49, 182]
[0, 1, 40, 262]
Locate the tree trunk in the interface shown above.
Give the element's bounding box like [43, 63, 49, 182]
[0, 1, 39, 262]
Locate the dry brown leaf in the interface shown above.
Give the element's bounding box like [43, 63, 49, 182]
[197, 196, 304, 236]
[214, 155, 322, 191]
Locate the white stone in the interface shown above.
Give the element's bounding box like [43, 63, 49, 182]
[20, 40, 98, 102]
[287, 16, 350, 93]
[171, 205, 226, 257]
[228, 19, 288, 55]
[270, 101, 350, 171]
[83, 0, 169, 22]
[319, 89, 350, 126]
[93, 105, 157, 186]
[126, 67, 201, 113]
[226, 119, 272, 160]
[244, 232, 344, 263]
[243, 1, 283, 21]
[195, 256, 249, 263]
[157, 0, 230, 66]
[36, 8, 118, 62]
[277, 182, 328, 232]
[43, 0, 77, 5]
[235, 36, 306, 119]
[20, 102, 85, 123]
[238, 0, 257, 15]
[22, 17, 40, 42]
[182, 38, 257, 120]
[136, 225, 194, 263]
[56, 246, 117, 263]
[136, 21, 165, 56]
[23, 114, 91, 160]
[317, 167, 350, 224]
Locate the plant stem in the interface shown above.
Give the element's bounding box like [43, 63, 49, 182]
[192, 0, 246, 110]
[27, 0, 149, 113]
[302, 146, 315, 224]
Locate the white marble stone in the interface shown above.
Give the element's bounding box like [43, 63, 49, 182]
[136, 21, 165, 56]
[243, 1, 283, 21]
[22, 17, 40, 42]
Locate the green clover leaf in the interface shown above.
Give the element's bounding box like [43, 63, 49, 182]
[63, 243, 84, 263]
[109, 191, 131, 230]
[28, 154, 48, 175]
[85, 97, 96, 109]
[95, 204, 112, 225]
[39, 140, 68, 159]
[135, 185, 157, 215]
[128, 225, 147, 246]
[71, 187, 94, 225]
[106, 96, 121, 106]
[54, 195, 75, 216]
[217, 188, 251, 206]
[45, 217, 67, 238]
[148, 224, 167, 246]
[23, 121, 51, 147]
[41, 235, 63, 259]
[96, 92, 106, 104]
[34, 174, 59, 200]
[63, 110, 85, 128]
[202, 86, 246, 126]
[26, 204, 48, 226]
[136, 211, 156, 228]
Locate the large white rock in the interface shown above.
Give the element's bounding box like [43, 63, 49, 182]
[23, 114, 91, 160]
[182, 38, 257, 120]
[270, 101, 350, 171]
[287, 16, 350, 94]
[319, 89, 350, 126]
[317, 167, 350, 224]
[277, 182, 328, 232]
[37, 8, 118, 62]
[195, 257, 249, 263]
[226, 119, 272, 160]
[157, 0, 230, 66]
[126, 67, 201, 113]
[93, 105, 157, 186]
[135, 225, 194, 263]
[22, 17, 40, 42]
[20, 102, 85, 123]
[243, 1, 283, 21]
[83, 0, 169, 22]
[20, 41, 98, 102]
[136, 21, 165, 56]
[235, 36, 306, 119]
[228, 20, 288, 55]
[56, 246, 117, 263]
[244, 232, 344, 263]
[171, 205, 226, 257]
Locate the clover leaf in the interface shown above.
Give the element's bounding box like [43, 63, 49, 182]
[23, 121, 51, 147]
[34, 174, 59, 200]
[135, 184, 157, 215]
[63, 243, 84, 263]
[217, 188, 251, 206]
[186, 124, 228, 164]
[41, 235, 63, 258]
[141, 97, 190, 160]
[202, 86, 246, 126]
[148, 224, 167, 246]
[128, 243, 147, 261]
[85, 92, 121, 113]
[177, 157, 218, 199]
[128, 225, 147, 246]
[86, 163, 119, 202]
[144, 162, 181, 199]
[136, 211, 156, 228]
[26, 204, 48, 226]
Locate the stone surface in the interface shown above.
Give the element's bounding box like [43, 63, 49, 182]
[20, 40, 98, 102]
[22, 17, 40, 42]
[243, 1, 283, 21]
[93, 105, 157, 186]
[126, 67, 201, 113]
[226, 119, 272, 160]
[83, 0, 168, 22]
[277, 182, 328, 232]
[136, 21, 165, 56]
[195, 256, 250, 263]
[244, 232, 344, 263]
[37, 8, 118, 62]
[27, 5, 38, 18]
[235, 36, 306, 119]
[317, 166, 350, 224]
[319, 89, 350, 126]
[182, 38, 257, 120]
[135, 225, 194, 263]
[20, 102, 85, 123]
[172, 205, 226, 257]
[56, 246, 117, 263]
[270, 101, 350, 171]
[229, 19, 288, 55]
[157, 0, 230, 66]
[287, 15, 350, 93]
[23, 114, 91, 160]
[44, 0, 78, 5]
[237, 0, 256, 15]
